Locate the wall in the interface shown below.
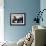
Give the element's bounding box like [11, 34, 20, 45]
[40, 0, 46, 27]
[4, 0, 40, 42]
[0, 0, 4, 42]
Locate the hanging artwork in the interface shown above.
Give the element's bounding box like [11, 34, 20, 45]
[10, 13, 26, 26]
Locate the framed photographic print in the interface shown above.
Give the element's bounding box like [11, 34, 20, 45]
[10, 13, 26, 26]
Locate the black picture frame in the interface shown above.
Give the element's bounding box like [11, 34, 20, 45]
[10, 13, 26, 26]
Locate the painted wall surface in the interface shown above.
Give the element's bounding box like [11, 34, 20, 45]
[40, 0, 46, 45]
[4, 0, 40, 42]
[40, 0, 46, 27]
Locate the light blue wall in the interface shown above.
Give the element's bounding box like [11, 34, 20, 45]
[4, 0, 40, 42]
[40, 0, 46, 44]
[40, 0, 46, 27]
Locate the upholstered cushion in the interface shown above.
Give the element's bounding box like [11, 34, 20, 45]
[4, 41, 17, 46]
[17, 37, 25, 46]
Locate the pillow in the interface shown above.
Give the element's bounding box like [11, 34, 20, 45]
[23, 32, 34, 46]
[17, 37, 25, 46]
[3, 41, 17, 46]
